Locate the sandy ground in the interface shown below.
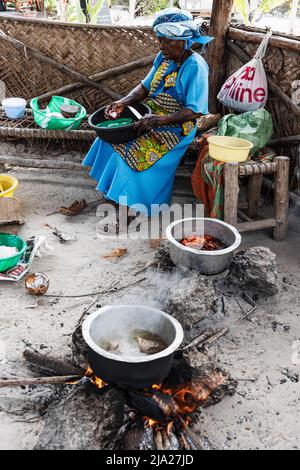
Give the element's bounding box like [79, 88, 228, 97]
[0, 158, 299, 450]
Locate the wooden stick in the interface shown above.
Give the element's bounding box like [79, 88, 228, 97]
[201, 328, 229, 348]
[0, 155, 89, 171]
[270, 135, 300, 146]
[238, 210, 253, 223]
[274, 156, 290, 241]
[237, 218, 277, 233]
[0, 29, 122, 101]
[35, 54, 155, 104]
[247, 174, 263, 219]
[182, 329, 215, 351]
[23, 350, 84, 377]
[224, 162, 239, 227]
[227, 40, 300, 117]
[43, 277, 146, 299]
[0, 375, 82, 388]
[177, 415, 213, 451]
[228, 27, 300, 54]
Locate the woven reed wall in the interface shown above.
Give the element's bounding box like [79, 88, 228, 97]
[0, 16, 158, 112]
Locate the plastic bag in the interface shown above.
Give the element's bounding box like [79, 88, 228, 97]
[30, 96, 86, 130]
[217, 31, 272, 113]
[217, 109, 273, 154]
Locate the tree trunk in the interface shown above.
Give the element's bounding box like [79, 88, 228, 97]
[207, 0, 234, 113]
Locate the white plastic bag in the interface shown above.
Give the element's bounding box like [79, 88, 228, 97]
[217, 31, 272, 113]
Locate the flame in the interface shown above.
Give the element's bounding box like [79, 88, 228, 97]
[85, 367, 107, 389]
[180, 234, 225, 251]
[156, 379, 214, 416]
[144, 418, 159, 428]
[167, 421, 174, 434]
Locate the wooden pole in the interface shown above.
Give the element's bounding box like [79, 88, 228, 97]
[0, 29, 122, 101]
[228, 27, 300, 54]
[0, 155, 90, 171]
[207, 0, 235, 113]
[247, 174, 263, 219]
[274, 156, 290, 241]
[224, 162, 239, 226]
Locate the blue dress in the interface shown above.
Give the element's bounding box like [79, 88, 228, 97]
[83, 51, 209, 215]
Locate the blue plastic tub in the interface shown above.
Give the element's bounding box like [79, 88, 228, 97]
[2, 98, 26, 119]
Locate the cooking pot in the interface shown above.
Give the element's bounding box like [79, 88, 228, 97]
[82, 305, 184, 389]
[166, 218, 241, 275]
[88, 103, 151, 145]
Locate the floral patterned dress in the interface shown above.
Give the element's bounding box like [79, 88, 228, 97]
[83, 51, 209, 214]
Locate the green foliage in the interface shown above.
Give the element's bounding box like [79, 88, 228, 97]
[234, 0, 250, 23]
[136, 0, 179, 16]
[67, 0, 104, 23]
[234, 0, 288, 23]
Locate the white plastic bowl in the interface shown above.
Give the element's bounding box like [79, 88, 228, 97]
[2, 98, 26, 119]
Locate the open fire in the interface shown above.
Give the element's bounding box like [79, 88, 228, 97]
[180, 235, 226, 251]
[83, 363, 234, 450]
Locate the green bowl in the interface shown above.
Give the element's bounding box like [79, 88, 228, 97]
[0, 234, 27, 273]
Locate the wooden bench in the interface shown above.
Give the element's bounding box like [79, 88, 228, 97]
[224, 157, 290, 241]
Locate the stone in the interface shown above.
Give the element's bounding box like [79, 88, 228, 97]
[227, 247, 279, 296]
[35, 386, 125, 450]
[165, 273, 224, 332]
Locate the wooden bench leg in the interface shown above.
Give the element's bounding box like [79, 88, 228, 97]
[274, 156, 290, 241]
[247, 174, 263, 219]
[224, 162, 239, 226]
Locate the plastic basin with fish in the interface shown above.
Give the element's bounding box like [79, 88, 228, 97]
[82, 305, 184, 389]
[88, 103, 151, 145]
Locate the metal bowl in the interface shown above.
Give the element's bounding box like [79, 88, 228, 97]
[88, 103, 151, 145]
[166, 218, 241, 275]
[82, 305, 184, 389]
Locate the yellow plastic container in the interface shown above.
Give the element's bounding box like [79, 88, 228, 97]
[207, 136, 254, 163]
[0, 174, 19, 198]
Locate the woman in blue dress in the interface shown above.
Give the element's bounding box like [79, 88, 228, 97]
[83, 8, 213, 220]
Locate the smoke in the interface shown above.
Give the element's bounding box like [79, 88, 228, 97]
[105, 269, 187, 310]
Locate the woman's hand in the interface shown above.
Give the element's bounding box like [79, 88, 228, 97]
[104, 101, 126, 120]
[134, 115, 164, 137]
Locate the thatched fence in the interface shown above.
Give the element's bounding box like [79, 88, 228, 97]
[0, 15, 299, 191]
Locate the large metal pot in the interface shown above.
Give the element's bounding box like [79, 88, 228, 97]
[82, 305, 184, 389]
[166, 218, 241, 275]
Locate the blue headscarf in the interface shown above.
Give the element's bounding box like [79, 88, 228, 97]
[153, 8, 214, 49]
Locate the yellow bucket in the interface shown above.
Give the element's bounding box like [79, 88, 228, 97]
[0, 174, 19, 198]
[207, 136, 254, 163]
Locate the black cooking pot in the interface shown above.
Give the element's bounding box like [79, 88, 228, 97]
[88, 103, 152, 145]
[82, 305, 184, 390]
